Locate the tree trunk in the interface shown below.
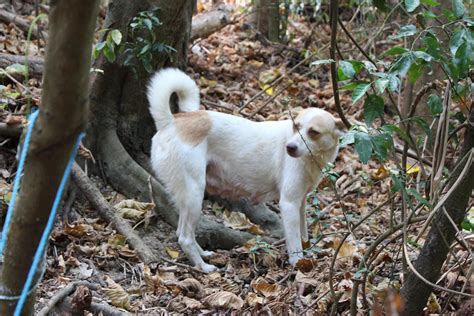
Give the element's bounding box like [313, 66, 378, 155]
[88, 0, 278, 252]
[256, 0, 280, 42]
[0, 1, 99, 315]
[400, 108, 474, 315]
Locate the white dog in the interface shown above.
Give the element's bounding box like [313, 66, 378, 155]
[148, 68, 340, 272]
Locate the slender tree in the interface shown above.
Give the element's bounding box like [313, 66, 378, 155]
[0, 0, 99, 314]
[400, 107, 474, 314]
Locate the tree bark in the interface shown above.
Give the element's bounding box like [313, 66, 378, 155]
[0, 1, 99, 315]
[400, 108, 474, 315]
[256, 0, 280, 42]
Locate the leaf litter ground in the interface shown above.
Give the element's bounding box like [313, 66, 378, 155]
[0, 2, 472, 315]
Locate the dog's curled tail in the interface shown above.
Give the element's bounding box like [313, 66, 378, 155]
[147, 68, 200, 130]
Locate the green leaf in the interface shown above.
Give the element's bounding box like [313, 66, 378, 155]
[423, 34, 442, 60]
[373, 0, 389, 11]
[407, 188, 432, 208]
[110, 29, 122, 45]
[103, 45, 116, 62]
[352, 82, 371, 103]
[427, 94, 443, 115]
[372, 133, 393, 161]
[374, 78, 390, 94]
[381, 124, 411, 143]
[449, 29, 466, 56]
[390, 52, 415, 77]
[453, 41, 470, 78]
[354, 132, 373, 164]
[381, 46, 408, 57]
[339, 130, 355, 146]
[421, 0, 440, 6]
[4, 63, 28, 77]
[390, 173, 404, 193]
[413, 117, 433, 143]
[338, 61, 356, 80]
[339, 82, 360, 91]
[413, 51, 433, 62]
[364, 95, 384, 126]
[405, 0, 420, 12]
[144, 18, 153, 30]
[361, 61, 377, 74]
[388, 75, 400, 91]
[452, 0, 465, 17]
[420, 10, 437, 18]
[408, 62, 425, 83]
[388, 24, 417, 40]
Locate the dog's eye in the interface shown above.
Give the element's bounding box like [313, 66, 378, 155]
[308, 128, 320, 137]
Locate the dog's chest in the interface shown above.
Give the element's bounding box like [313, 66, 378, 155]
[205, 161, 278, 203]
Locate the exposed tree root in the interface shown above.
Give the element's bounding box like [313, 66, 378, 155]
[71, 162, 159, 264]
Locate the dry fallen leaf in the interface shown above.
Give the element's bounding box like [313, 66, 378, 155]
[103, 276, 132, 310]
[295, 270, 319, 287]
[178, 278, 203, 298]
[203, 291, 244, 310]
[251, 277, 281, 298]
[165, 246, 180, 259]
[222, 209, 264, 234]
[144, 265, 161, 293]
[246, 292, 264, 306]
[114, 199, 154, 221]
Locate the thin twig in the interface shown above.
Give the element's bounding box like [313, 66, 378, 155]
[38, 281, 99, 316]
[329, 0, 351, 129]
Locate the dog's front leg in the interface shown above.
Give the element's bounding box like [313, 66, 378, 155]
[300, 203, 309, 242]
[279, 197, 304, 266]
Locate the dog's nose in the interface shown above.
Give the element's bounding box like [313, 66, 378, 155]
[286, 143, 298, 156]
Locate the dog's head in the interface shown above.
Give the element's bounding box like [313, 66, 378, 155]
[286, 108, 341, 158]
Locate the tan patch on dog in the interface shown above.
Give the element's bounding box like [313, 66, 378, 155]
[173, 111, 211, 145]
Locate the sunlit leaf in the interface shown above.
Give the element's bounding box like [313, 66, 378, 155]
[452, 0, 465, 17]
[352, 82, 371, 103]
[405, 0, 420, 12]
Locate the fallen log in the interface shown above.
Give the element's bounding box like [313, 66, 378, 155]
[0, 53, 44, 78]
[191, 9, 231, 40]
[0, 9, 46, 40]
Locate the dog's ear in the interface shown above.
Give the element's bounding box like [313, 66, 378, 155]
[334, 118, 348, 138]
[334, 118, 347, 130]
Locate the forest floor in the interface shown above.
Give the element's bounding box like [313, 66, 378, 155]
[0, 1, 472, 315]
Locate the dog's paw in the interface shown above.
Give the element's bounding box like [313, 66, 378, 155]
[289, 255, 303, 267]
[200, 250, 215, 258]
[199, 263, 218, 273]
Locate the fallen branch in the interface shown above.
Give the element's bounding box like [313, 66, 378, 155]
[191, 9, 230, 41]
[0, 9, 46, 40]
[71, 162, 159, 264]
[0, 53, 44, 78]
[38, 281, 99, 316]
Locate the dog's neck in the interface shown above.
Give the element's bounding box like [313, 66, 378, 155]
[301, 145, 339, 181]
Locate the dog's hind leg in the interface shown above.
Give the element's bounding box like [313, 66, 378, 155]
[176, 180, 217, 273]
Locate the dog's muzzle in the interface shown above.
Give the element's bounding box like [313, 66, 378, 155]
[286, 143, 298, 157]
